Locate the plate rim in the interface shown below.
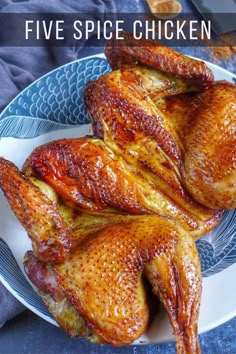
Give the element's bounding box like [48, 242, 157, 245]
[0, 53, 105, 121]
[0, 272, 58, 327]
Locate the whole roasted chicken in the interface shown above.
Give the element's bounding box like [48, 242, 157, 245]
[0, 33, 235, 354]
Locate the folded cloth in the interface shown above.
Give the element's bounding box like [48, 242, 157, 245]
[0, 0, 115, 327]
[0, 282, 25, 328]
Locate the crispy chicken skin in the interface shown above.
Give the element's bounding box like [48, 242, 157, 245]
[105, 32, 214, 90]
[22, 137, 221, 237]
[183, 81, 236, 209]
[84, 68, 222, 238]
[153, 93, 196, 148]
[24, 214, 201, 351]
[0, 158, 71, 263]
[0, 156, 202, 350]
[55, 216, 201, 351]
[23, 137, 175, 215]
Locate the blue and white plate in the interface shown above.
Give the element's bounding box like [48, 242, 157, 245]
[0, 54, 235, 344]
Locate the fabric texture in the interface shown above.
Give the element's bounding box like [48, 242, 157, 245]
[0, 282, 25, 327]
[0, 0, 115, 327]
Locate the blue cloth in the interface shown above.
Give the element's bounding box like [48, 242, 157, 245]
[0, 0, 115, 327]
[0, 282, 24, 327]
[0, 0, 116, 111]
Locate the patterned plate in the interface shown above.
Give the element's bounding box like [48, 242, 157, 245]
[0, 54, 235, 344]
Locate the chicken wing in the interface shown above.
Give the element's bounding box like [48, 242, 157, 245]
[0, 157, 70, 263]
[103, 33, 236, 210]
[153, 93, 195, 149]
[105, 32, 214, 90]
[0, 155, 150, 258]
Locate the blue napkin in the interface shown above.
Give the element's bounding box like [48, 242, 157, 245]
[0, 282, 25, 327]
[0, 0, 115, 327]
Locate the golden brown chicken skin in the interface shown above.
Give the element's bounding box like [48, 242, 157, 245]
[22, 137, 222, 237]
[0, 157, 71, 263]
[0, 156, 201, 352]
[105, 32, 214, 90]
[84, 69, 222, 239]
[23, 212, 202, 352]
[183, 81, 236, 209]
[0, 152, 203, 257]
[54, 216, 201, 351]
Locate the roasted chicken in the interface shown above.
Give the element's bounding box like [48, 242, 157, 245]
[0, 33, 235, 354]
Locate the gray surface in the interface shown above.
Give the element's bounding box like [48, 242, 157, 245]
[190, 0, 236, 34]
[1, 310, 236, 354]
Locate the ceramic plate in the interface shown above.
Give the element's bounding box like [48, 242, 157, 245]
[0, 54, 235, 344]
